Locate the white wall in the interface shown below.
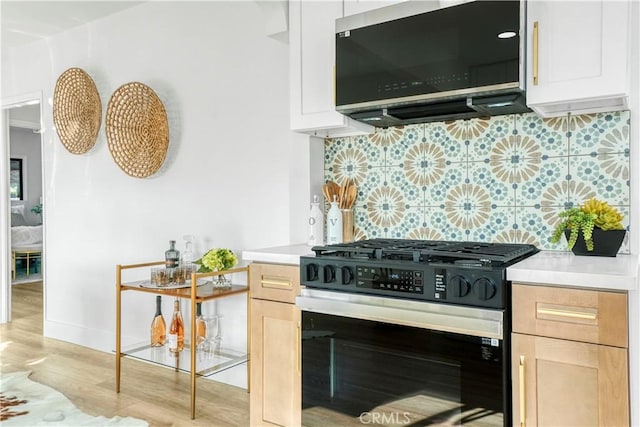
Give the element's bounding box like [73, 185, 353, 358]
[1, 1, 311, 376]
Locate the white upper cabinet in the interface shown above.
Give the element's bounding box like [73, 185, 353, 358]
[526, 0, 630, 117]
[289, 0, 374, 137]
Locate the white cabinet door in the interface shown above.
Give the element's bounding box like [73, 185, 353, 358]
[289, 0, 373, 137]
[526, 0, 630, 117]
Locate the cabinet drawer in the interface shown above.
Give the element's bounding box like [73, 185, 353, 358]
[512, 284, 627, 347]
[250, 263, 300, 303]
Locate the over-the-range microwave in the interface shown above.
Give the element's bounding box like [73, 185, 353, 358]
[335, 0, 530, 127]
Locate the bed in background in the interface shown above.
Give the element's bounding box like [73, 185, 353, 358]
[11, 205, 43, 281]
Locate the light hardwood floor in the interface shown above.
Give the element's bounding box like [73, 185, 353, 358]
[0, 282, 250, 426]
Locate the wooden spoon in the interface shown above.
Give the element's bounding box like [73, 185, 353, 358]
[347, 183, 357, 209]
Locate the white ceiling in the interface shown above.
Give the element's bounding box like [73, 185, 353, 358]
[1, 1, 145, 48]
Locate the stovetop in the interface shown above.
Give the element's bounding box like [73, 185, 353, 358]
[310, 238, 539, 267]
[300, 239, 539, 309]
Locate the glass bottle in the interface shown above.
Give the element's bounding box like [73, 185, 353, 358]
[181, 235, 194, 271]
[168, 299, 184, 353]
[150, 296, 166, 347]
[165, 240, 180, 269]
[196, 302, 207, 349]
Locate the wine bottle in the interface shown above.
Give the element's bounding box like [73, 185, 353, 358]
[165, 240, 180, 269]
[168, 299, 184, 352]
[150, 296, 166, 347]
[196, 302, 207, 348]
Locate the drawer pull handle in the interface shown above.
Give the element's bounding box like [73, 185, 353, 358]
[536, 307, 597, 320]
[296, 322, 301, 375]
[519, 355, 526, 427]
[260, 276, 292, 289]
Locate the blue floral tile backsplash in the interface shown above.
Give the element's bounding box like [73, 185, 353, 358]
[324, 111, 631, 252]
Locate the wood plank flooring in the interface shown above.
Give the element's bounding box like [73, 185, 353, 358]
[0, 282, 250, 426]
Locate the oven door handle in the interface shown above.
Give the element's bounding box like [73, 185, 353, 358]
[296, 288, 503, 340]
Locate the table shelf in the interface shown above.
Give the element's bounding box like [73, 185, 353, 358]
[122, 342, 247, 377]
[115, 261, 250, 420]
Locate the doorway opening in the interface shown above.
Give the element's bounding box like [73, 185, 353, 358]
[1, 92, 44, 324]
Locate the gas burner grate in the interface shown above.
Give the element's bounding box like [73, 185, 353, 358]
[312, 239, 539, 266]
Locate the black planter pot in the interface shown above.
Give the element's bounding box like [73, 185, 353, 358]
[564, 228, 626, 257]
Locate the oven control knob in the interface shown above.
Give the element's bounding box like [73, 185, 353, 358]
[450, 275, 471, 297]
[341, 266, 354, 285]
[473, 278, 497, 300]
[306, 263, 319, 281]
[323, 265, 336, 283]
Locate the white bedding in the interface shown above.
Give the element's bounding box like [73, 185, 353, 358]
[11, 225, 43, 249]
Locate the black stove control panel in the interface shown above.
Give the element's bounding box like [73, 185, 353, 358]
[300, 257, 507, 309]
[357, 266, 424, 294]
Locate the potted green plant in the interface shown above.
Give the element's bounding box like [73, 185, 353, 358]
[551, 198, 626, 256]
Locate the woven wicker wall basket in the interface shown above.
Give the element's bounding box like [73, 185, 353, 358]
[105, 82, 169, 178]
[53, 68, 102, 154]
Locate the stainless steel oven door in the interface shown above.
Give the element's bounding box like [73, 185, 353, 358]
[296, 288, 509, 427]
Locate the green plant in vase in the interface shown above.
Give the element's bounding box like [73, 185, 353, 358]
[551, 198, 625, 255]
[194, 248, 238, 287]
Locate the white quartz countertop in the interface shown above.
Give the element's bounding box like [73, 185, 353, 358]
[507, 251, 639, 291]
[242, 243, 313, 265]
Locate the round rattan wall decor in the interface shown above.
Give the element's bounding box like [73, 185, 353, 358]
[53, 68, 102, 154]
[105, 82, 169, 178]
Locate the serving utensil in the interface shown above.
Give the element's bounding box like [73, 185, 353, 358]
[323, 179, 357, 209]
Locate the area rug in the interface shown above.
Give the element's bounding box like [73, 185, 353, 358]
[0, 371, 148, 426]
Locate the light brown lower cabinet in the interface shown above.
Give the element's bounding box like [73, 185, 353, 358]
[250, 298, 301, 427]
[511, 283, 629, 427]
[512, 333, 629, 427]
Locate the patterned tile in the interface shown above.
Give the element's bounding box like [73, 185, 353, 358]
[324, 136, 350, 171]
[618, 205, 631, 254]
[426, 121, 467, 163]
[324, 110, 631, 251]
[569, 153, 629, 202]
[516, 206, 565, 250]
[595, 177, 630, 206]
[423, 206, 467, 241]
[398, 140, 448, 193]
[466, 206, 514, 242]
[387, 167, 423, 207]
[468, 161, 514, 206]
[569, 111, 630, 156]
[386, 206, 424, 239]
[443, 117, 491, 144]
[515, 157, 567, 206]
[351, 167, 385, 210]
[361, 184, 409, 233]
[516, 113, 568, 157]
[468, 115, 514, 161]
[442, 183, 492, 232]
[425, 161, 466, 206]
[326, 142, 372, 186]
[353, 133, 386, 167]
[386, 126, 424, 164]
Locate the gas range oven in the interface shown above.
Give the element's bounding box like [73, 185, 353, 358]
[300, 239, 538, 309]
[296, 239, 538, 427]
